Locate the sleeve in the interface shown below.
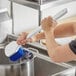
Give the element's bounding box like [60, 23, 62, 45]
[69, 39, 76, 54]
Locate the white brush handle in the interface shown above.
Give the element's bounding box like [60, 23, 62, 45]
[27, 8, 67, 39]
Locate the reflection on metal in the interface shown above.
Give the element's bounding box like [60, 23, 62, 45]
[0, 9, 12, 43]
[10, 2, 14, 34]
[52, 67, 76, 76]
[0, 8, 7, 14]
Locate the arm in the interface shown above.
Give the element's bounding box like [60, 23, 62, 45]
[41, 16, 76, 63]
[34, 22, 76, 41]
[54, 22, 76, 38]
[17, 20, 76, 45]
[45, 30, 76, 62]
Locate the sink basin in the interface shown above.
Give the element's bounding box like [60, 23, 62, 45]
[0, 35, 73, 76]
[34, 57, 67, 76]
[0, 48, 68, 76]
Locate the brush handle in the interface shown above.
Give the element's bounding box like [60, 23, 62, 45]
[27, 8, 67, 39]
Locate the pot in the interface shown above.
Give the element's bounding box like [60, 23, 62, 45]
[0, 48, 35, 76]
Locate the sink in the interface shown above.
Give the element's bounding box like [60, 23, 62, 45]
[0, 35, 73, 76]
[0, 48, 68, 76]
[52, 67, 76, 76]
[34, 57, 67, 76]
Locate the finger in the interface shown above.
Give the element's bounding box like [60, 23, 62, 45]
[17, 37, 22, 45]
[17, 35, 26, 42]
[22, 32, 28, 38]
[22, 40, 27, 45]
[17, 39, 22, 45]
[26, 38, 33, 42]
[17, 36, 26, 44]
[17, 39, 23, 45]
[20, 40, 27, 45]
[48, 16, 53, 20]
[41, 18, 47, 26]
[17, 40, 20, 45]
[48, 16, 53, 23]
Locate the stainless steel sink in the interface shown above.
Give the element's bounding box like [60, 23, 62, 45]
[52, 67, 76, 76]
[0, 35, 73, 76]
[34, 57, 68, 76]
[0, 48, 68, 76]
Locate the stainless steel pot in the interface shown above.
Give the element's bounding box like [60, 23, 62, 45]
[0, 48, 34, 76]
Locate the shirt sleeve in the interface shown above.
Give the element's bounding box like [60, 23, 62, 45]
[69, 39, 76, 54]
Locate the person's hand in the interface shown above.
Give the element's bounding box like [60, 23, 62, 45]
[41, 16, 57, 32]
[17, 32, 32, 45]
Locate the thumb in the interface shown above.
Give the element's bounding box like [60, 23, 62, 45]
[26, 38, 33, 42]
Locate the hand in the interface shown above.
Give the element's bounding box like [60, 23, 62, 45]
[41, 16, 57, 32]
[17, 32, 32, 45]
[32, 33, 45, 41]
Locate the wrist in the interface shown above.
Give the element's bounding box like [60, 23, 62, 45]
[44, 30, 55, 41]
[32, 33, 44, 42]
[44, 29, 54, 35]
[31, 36, 37, 42]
